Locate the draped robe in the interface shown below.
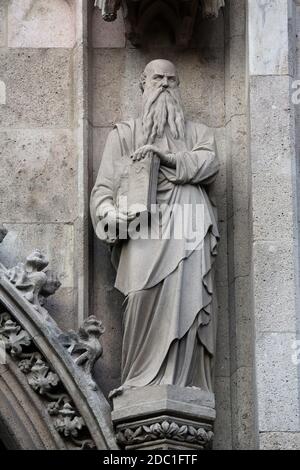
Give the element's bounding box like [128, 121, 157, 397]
[90, 118, 219, 392]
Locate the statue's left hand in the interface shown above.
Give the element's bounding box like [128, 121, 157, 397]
[131, 145, 176, 168]
[131, 145, 154, 161]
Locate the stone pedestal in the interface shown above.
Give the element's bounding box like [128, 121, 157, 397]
[111, 386, 215, 450]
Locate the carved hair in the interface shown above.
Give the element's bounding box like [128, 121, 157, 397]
[142, 86, 185, 144]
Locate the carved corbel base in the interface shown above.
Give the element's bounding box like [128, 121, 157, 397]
[111, 385, 215, 450]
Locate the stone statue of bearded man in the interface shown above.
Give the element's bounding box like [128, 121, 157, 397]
[90, 59, 219, 398]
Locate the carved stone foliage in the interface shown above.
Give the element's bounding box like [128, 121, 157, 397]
[0, 311, 96, 450]
[0, 244, 117, 449]
[5, 249, 61, 317]
[59, 316, 105, 390]
[95, 0, 225, 47]
[2, 249, 105, 391]
[116, 420, 214, 449]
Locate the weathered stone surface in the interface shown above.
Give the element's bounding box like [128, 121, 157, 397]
[225, 35, 247, 121]
[250, 75, 295, 241]
[0, 1, 7, 47]
[260, 432, 300, 450]
[250, 76, 294, 175]
[248, 0, 290, 76]
[228, 209, 251, 280]
[252, 172, 294, 242]
[112, 385, 215, 422]
[213, 377, 232, 449]
[253, 241, 296, 333]
[0, 80, 6, 105]
[230, 115, 249, 215]
[92, 239, 123, 398]
[256, 332, 299, 432]
[193, 10, 224, 51]
[0, 49, 72, 128]
[215, 284, 230, 378]
[0, 224, 75, 329]
[213, 127, 227, 225]
[7, 0, 75, 48]
[0, 224, 74, 289]
[112, 386, 215, 450]
[92, 126, 112, 183]
[46, 287, 76, 331]
[0, 129, 76, 223]
[230, 276, 254, 373]
[92, 49, 225, 127]
[225, 0, 246, 39]
[92, 7, 125, 48]
[231, 367, 257, 450]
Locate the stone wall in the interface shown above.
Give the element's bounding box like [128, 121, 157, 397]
[247, 0, 300, 449]
[225, 0, 257, 449]
[0, 0, 89, 330]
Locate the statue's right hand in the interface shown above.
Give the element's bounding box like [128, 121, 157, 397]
[99, 209, 135, 244]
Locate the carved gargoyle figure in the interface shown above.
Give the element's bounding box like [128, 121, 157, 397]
[6, 249, 61, 315]
[59, 316, 105, 390]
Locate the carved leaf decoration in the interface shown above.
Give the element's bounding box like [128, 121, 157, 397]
[151, 422, 161, 435]
[197, 427, 207, 439]
[142, 425, 151, 434]
[188, 425, 197, 436]
[161, 421, 170, 433]
[117, 421, 212, 447]
[47, 401, 62, 416]
[116, 432, 126, 445]
[0, 319, 31, 356]
[169, 422, 179, 436]
[132, 426, 143, 438]
[53, 403, 85, 437]
[54, 416, 85, 437]
[18, 358, 33, 374]
[27, 359, 59, 394]
[1, 310, 96, 450]
[177, 425, 188, 440]
[124, 428, 134, 440]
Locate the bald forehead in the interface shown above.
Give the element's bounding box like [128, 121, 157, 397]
[144, 60, 177, 78]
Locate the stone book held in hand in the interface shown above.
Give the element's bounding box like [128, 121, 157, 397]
[126, 154, 160, 215]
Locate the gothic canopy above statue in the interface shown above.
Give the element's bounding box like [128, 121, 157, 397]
[94, 0, 225, 47]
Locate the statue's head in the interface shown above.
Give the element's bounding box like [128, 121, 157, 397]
[140, 59, 180, 94]
[140, 59, 185, 144]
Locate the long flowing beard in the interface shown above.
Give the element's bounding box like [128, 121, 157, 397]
[142, 87, 185, 144]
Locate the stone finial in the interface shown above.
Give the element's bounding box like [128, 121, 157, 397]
[59, 316, 105, 390]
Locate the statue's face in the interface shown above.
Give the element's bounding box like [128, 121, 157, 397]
[144, 60, 178, 93]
